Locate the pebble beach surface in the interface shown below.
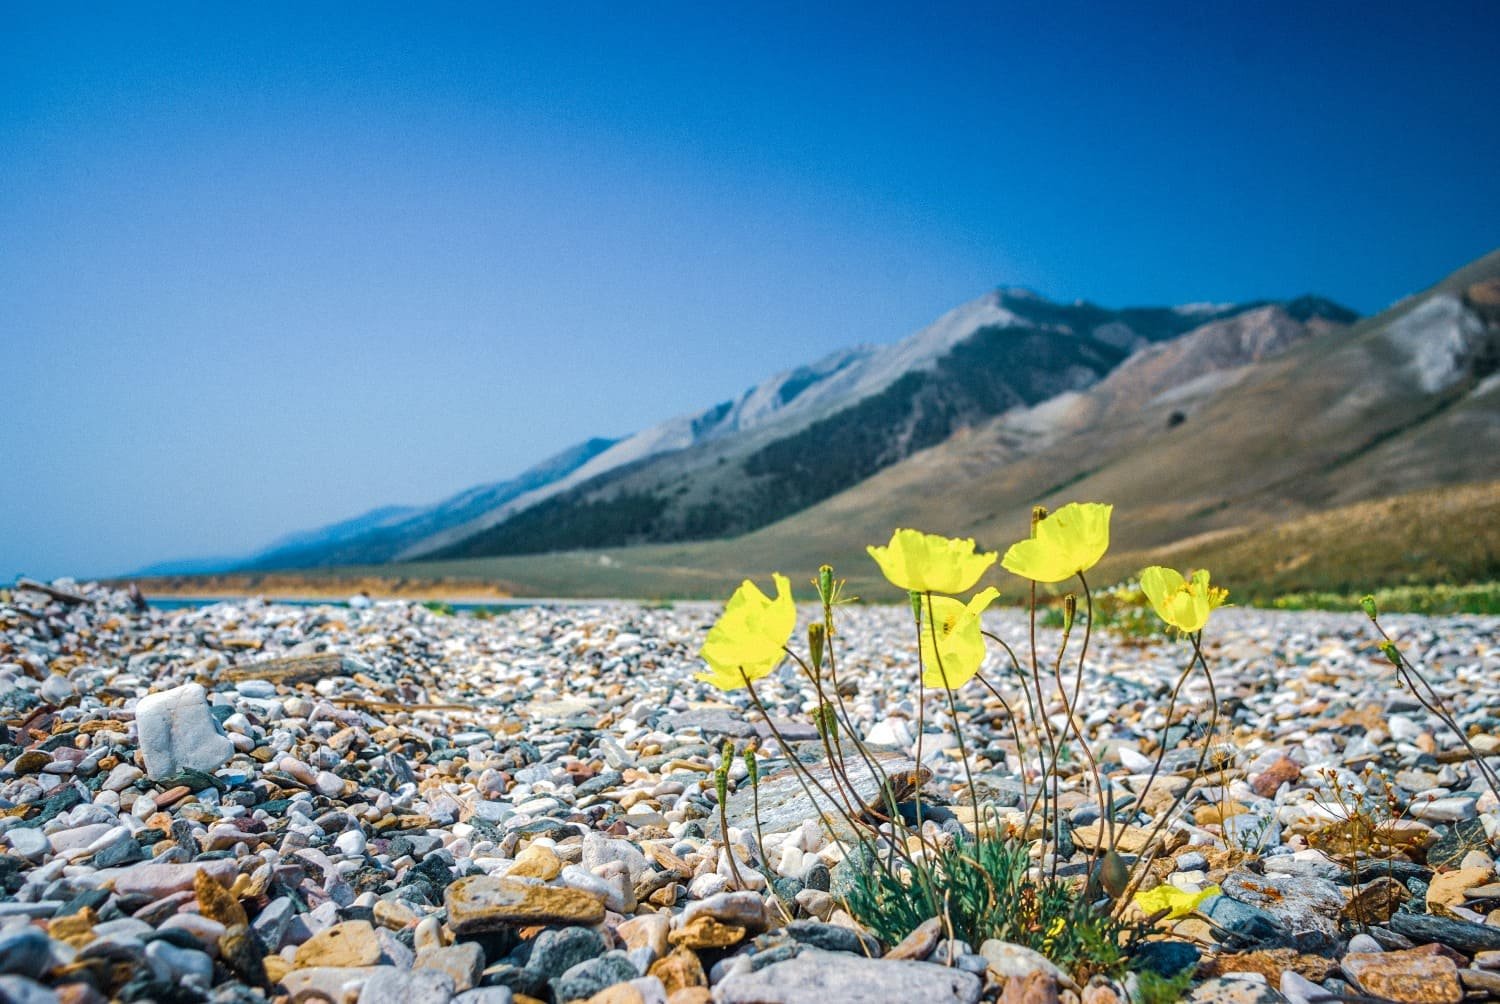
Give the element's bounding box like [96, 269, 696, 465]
[2, 581, 1499, 1004]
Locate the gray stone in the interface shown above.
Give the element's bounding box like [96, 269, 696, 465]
[582, 832, 649, 881]
[3, 829, 48, 863]
[526, 926, 606, 980]
[664, 709, 757, 739]
[415, 943, 484, 993]
[0, 928, 52, 979]
[783, 920, 877, 956]
[713, 948, 982, 1004]
[0, 975, 60, 1004]
[144, 939, 214, 986]
[135, 683, 234, 779]
[356, 967, 456, 1004]
[453, 990, 513, 1004]
[551, 951, 638, 1003]
[1387, 911, 1500, 954]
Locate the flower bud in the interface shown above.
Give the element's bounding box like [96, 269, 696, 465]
[909, 590, 924, 624]
[818, 565, 835, 605]
[1378, 640, 1401, 667]
[743, 748, 758, 787]
[814, 702, 839, 743]
[1360, 595, 1379, 620]
[714, 766, 728, 804]
[720, 739, 735, 773]
[808, 622, 826, 671]
[1031, 505, 1049, 532]
[1063, 594, 1077, 634]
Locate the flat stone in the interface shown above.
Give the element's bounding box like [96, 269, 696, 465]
[110, 859, 238, 897]
[978, 941, 1072, 987]
[415, 943, 485, 992]
[356, 967, 457, 1004]
[1341, 948, 1464, 1003]
[444, 875, 605, 934]
[713, 948, 982, 1004]
[294, 920, 382, 969]
[279, 966, 394, 1002]
[677, 892, 768, 933]
[1387, 911, 1500, 954]
[135, 682, 234, 779]
[663, 709, 757, 739]
[1188, 976, 1287, 1003]
[1427, 867, 1491, 916]
[0, 975, 61, 1004]
[667, 915, 745, 950]
[885, 917, 943, 961]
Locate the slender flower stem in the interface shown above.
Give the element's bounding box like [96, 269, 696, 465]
[924, 591, 982, 815]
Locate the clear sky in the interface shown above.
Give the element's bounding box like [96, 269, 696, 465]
[4, 2, 1498, 581]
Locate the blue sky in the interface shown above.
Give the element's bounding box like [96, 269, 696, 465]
[4, 2, 1498, 580]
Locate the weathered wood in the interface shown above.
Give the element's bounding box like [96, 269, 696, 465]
[15, 579, 89, 606]
[219, 652, 353, 684]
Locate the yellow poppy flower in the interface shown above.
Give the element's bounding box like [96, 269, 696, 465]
[696, 574, 796, 691]
[1132, 883, 1221, 920]
[866, 529, 998, 594]
[1140, 566, 1229, 634]
[1000, 502, 1112, 583]
[919, 587, 1001, 688]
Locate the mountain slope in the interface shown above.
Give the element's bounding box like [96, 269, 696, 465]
[234, 437, 620, 569]
[419, 293, 1353, 560]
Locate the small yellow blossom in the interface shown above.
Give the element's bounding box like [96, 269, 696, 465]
[867, 529, 998, 594]
[1140, 566, 1229, 634]
[1132, 883, 1221, 920]
[697, 574, 796, 691]
[1001, 502, 1112, 583]
[919, 587, 1001, 689]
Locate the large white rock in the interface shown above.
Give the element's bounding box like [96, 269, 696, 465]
[135, 683, 233, 779]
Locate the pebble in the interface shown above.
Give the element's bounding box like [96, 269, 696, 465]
[134, 682, 234, 779]
[714, 948, 982, 1003]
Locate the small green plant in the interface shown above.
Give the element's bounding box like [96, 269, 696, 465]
[1134, 967, 1196, 1004]
[420, 600, 456, 617]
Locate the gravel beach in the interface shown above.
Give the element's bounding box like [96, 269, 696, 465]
[2, 581, 1498, 1004]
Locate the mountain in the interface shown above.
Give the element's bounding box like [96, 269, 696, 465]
[228, 437, 620, 570]
[415, 292, 1355, 560]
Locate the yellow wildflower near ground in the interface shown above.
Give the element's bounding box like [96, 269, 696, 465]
[1140, 566, 1229, 634]
[1132, 883, 1221, 920]
[696, 573, 796, 691]
[919, 587, 1001, 688]
[866, 528, 998, 594]
[1001, 502, 1112, 583]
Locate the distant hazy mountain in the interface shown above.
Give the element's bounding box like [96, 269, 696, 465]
[226, 437, 620, 570]
[416, 291, 1355, 560]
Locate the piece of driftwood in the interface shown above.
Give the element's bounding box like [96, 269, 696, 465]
[219, 652, 354, 684]
[15, 579, 89, 606]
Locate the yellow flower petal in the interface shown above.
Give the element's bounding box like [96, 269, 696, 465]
[919, 587, 1000, 689]
[1132, 883, 1221, 920]
[867, 529, 998, 594]
[1141, 566, 1228, 634]
[698, 573, 796, 691]
[1001, 502, 1112, 584]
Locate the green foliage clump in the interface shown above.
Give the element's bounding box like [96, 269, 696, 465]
[844, 832, 1138, 981]
[420, 600, 456, 616]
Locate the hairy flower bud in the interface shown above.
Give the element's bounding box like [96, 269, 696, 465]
[1063, 593, 1077, 634]
[814, 702, 839, 743]
[720, 738, 735, 773]
[818, 565, 835, 605]
[1360, 595, 1379, 620]
[909, 589, 924, 624]
[743, 748, 758, 787]
[714, 766, 728, 804]
[1031, 504, 1049, 532]
[808, 622, 826, 671]
[1378, 640, 1401, 667]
